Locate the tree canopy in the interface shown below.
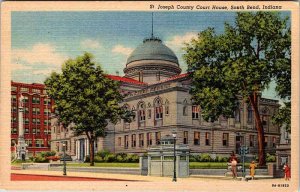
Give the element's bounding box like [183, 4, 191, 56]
[45, 53, 129, 165]
[184, 12, 291, 165]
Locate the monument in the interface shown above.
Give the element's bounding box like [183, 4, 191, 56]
[16, 94, 28, 160]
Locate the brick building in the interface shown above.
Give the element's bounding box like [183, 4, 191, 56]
[11, 81, 54, 156]
[50, 37, 281, 160]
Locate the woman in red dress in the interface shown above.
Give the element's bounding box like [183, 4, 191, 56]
[283, 163, 291, 180]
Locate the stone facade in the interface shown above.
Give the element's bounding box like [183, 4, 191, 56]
[49, 36, 281, 160]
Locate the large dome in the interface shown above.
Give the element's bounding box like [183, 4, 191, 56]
[126, 37, 179, 65]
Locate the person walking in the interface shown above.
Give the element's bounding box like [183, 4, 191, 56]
[283, 163, 291, 181]
[229, 151, 238, 179]
[249, 161, 257, 180]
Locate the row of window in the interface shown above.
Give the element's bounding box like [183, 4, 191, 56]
[11, 95, 51, 105]
[11, 128, 51, 134]
[117, 132, 278, 149]
[11, 107, 51, 115]
[11, 139, 49, 147]
[11, 118, 51, 125]
[11, 86, 46, 94]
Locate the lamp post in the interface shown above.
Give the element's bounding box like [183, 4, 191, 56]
[63, 142, 67, 176]
[172, 130, 177, 182]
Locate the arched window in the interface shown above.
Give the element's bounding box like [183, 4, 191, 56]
[261, 107, 269, 127]
[154, 97, 163, 119]
[154, 97, 163, 126]
[138, 102, 146, 128]
[183, 99, 188, 116]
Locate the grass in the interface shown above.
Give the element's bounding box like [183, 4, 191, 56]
[67, 162, 139, 168]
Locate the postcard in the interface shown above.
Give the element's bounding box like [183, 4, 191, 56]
[0, 1, 299, 191]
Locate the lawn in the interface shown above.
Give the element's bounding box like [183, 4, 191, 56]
[12, 161, 252, 169]
[66, 162, 139, 168]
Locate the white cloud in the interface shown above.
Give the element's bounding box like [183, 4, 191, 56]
[80, 39, 102, 49]
[166, 32, 198, 49]
[12, 43, 67, 66]
[112, 45, 133, 56]
[32, 69, 55, 76]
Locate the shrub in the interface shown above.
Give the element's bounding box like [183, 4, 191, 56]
[46, 156, 60, 161]
[94, 156, 104, 163]
[104, 154, 116, 162]
[266, 153, 276, 162]
[96, 150, 110, 158]
[200, 153, 212, 162]
[189, 155, 197, 162]
[125, 154, 139, 163]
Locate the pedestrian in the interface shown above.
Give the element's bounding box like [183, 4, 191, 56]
[283, 163, 291, 181]
[229, 151, 238, 179]
[249, 161, 257, 180]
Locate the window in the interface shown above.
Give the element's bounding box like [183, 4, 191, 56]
[32, 97, 40, 104]
[155, 132, 161, 145]
[192, 106, 199, 119]
[165, 106, 169, 115]
[11, 95, 17, 102]
[272, 137, 277, 147]
[25, 128, 29, 133]
[32, 128, 36, 134]
[44, 120, 51, 126]
[44, 98, 51, 105]
[249, 135, 255, 147]
[147, 132, 152, 146]
[25, 118, 29, 124]
[139, 133, 144, 147]
[264, 136, 268, 147]
[36, 128, 40, 134]
[194, 132, 200, 145]
[23, 96, 29, 103]
[44, 108, 51, 115]
[44, 129, 48, 134]
[24, 107, 29, 114]
[148, 109, 151, 119]
[11, 117, 17, 123]
[35, 140, 44, 148]
[131, 134, 136, 148]
[124, 135, 129, 149]
[223, 133, 229, 146]
[247, 106, 253, 123]
[155, 101, 163, 119]
[11, 106, 17, 113]
[33, 107, 40, 114]
[11, 139, 16, 146]
[138, 102, 146, 127]
[205, 132, 210, 146]
[20, 87, 29, 92]
[183, 131, 188, 144]
[11, 128, 17, 134]
[25, 139, 32, 147]
[117, 137, 121, 146]
[32, 88, 40, 93]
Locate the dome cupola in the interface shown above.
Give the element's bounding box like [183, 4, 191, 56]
[124, 37, 181, 84]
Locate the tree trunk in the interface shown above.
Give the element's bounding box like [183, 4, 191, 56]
[249, 93, 266, 166]
[89, 139, 95, 166]
[85, 131, 95, 166]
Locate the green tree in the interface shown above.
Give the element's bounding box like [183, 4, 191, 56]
[45, 53, 131, 166]
[184, 12, 290, 165]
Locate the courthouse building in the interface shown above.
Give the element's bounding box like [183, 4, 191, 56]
[50, 36, 281, 161]
[11, 81, 54, 156]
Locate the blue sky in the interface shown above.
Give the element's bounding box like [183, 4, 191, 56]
[11, 11, 290, 100]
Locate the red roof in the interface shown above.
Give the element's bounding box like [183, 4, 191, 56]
[149, 73, 190, 85]
[105, 75, 147, 85]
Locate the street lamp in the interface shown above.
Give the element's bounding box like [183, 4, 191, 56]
[62, 142, 67, 176]
[172, 130, 177, 182]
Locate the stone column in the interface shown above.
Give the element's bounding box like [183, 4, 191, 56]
[17, 95, 27, 160]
